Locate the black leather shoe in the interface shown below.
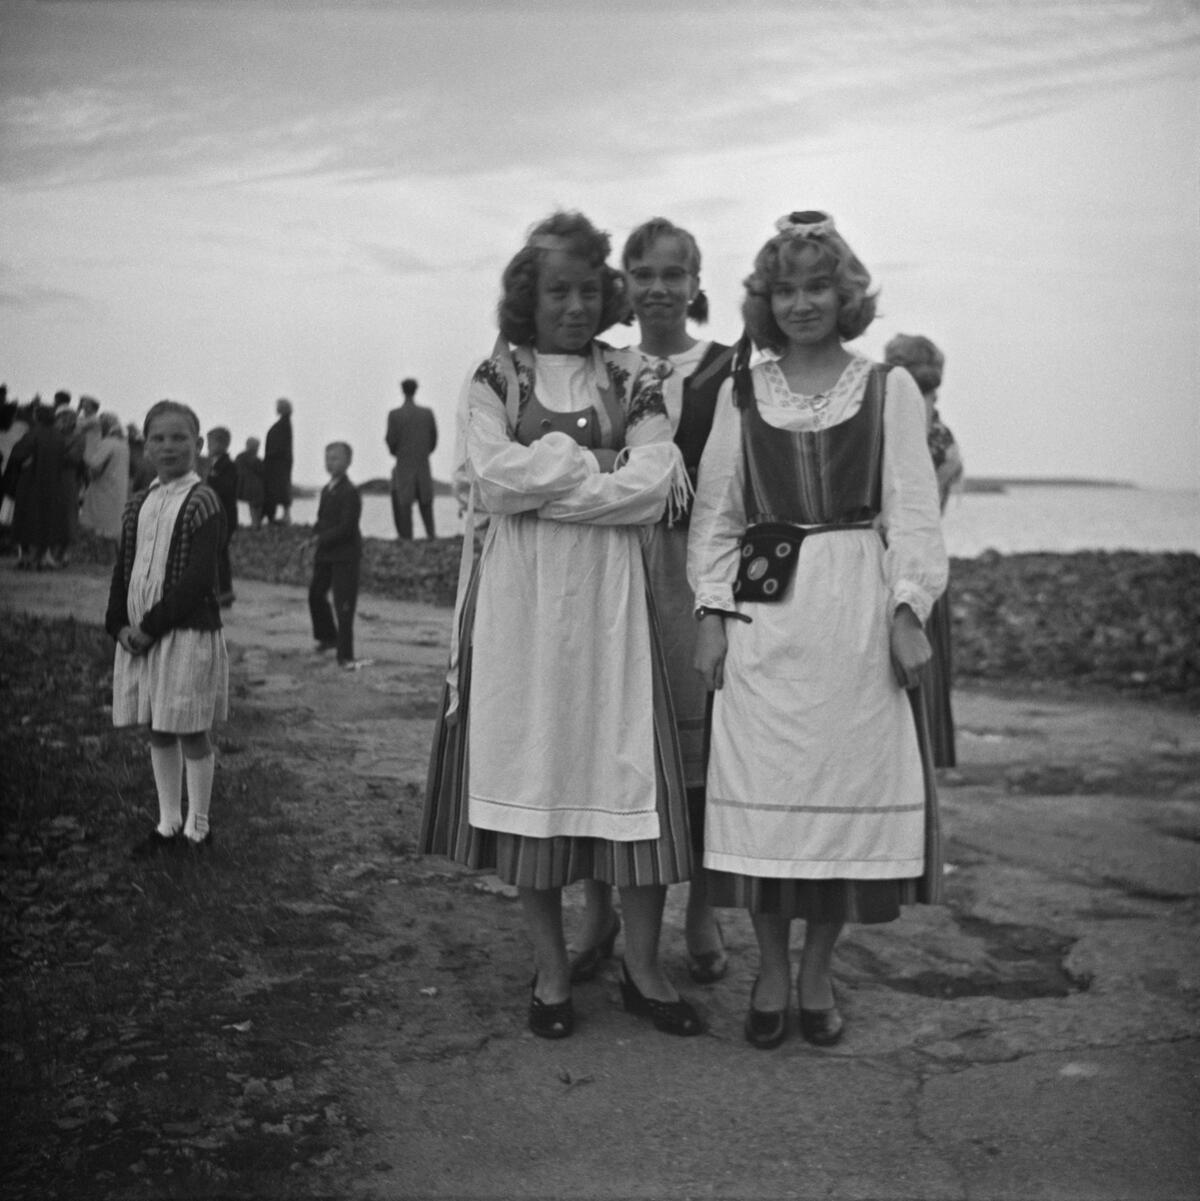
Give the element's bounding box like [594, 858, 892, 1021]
[799, 1005, 845, 1047]
[744, 978, 788, 1050]
[618, 963, 704, 1036]
[567, 913, 621, 984]
[528, 977, 574, 1039]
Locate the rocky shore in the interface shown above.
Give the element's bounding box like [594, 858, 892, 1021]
[68, 524, 1200, 703]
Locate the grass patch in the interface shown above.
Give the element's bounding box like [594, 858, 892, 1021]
[1, 615, 360, 1199]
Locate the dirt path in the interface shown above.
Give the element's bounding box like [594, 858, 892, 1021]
[3, 567, 1199, 1200]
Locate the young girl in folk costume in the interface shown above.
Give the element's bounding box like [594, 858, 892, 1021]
[106, 401, 229, 856]
[422, 210, 703, 1040]
[570, 218, 734, 987]
[884, 333, 963, 768]
[690, 212, 948, 1049]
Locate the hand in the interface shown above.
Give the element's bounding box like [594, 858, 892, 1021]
[889, 605, 931, 690]
[591, 448, 619, 473]
[118, 625, 152, 655]
[693, 616, 728, 691]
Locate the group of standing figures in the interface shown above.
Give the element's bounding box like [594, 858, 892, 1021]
[231, 398, 295, 529]
[0, 392, 144, 568]
[422, 208, 962, 1049]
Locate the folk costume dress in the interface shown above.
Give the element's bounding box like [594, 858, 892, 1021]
[688, 353, 948, 922]
[639, 340, 733, 847]
[422, 341, 693, 889]
[107, 473, 229, 734]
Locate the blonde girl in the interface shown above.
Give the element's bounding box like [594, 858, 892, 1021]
[690, 211, 948, 1049]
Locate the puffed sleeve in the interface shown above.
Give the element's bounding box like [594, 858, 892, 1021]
[686, 378, 745, 610]
[881, 368, 949, 621]
[535, 356, 688, 527]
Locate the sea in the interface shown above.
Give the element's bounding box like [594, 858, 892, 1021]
[285, 485, 1199, 558]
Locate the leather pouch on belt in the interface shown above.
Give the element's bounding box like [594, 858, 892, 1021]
[732, 522, 805, 602]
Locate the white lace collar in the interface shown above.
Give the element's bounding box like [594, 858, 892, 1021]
[757, 352, 872, 413]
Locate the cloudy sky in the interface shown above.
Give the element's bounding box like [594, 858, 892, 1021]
[2, 0, 1197, 490]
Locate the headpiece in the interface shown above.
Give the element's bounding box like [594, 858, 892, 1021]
[773, 210, 837, 240]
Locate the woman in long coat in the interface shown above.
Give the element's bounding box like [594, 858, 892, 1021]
[9, 405, 71, 568]
[262, 399, 293, 524]
[81, 413, 131, 543]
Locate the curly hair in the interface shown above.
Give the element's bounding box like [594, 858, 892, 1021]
[497, 210, 629, 346]
[741, 219, 877, 351]
[143, 399, 201, 440]
[883, 333, 944, 396]
[621, 216, 709, 324]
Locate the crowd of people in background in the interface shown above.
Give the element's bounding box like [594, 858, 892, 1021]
[0, 389, 298, 589]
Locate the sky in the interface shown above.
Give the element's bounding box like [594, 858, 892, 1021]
[1, 0, 1198, 491]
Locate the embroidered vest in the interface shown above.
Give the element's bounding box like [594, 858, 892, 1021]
[739, 364, 890, 526]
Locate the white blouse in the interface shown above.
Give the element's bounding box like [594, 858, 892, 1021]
[688, 353, 947, 623]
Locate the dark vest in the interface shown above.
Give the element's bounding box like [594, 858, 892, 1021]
[739, 363, 890, 525]
[674, 341, 733, 480]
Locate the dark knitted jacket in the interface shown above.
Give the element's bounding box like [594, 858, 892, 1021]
[105, 482, 225, 641]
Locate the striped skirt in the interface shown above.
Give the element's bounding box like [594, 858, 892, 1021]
[420, 558, 694, 890]
[705, 688, 943, 924]
[922, 587, 957, 768]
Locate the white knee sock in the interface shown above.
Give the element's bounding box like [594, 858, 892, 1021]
[149, 742, 184, 835]
[183, 753, 215, 840]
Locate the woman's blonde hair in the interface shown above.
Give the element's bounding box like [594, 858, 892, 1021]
[741, 212, 877, 350]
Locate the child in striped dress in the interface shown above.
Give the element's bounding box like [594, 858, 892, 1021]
[106, 401, 229, 856]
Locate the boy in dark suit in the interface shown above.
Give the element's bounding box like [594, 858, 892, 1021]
[205, 426, 238, 607]
[308, 441, 363, 669]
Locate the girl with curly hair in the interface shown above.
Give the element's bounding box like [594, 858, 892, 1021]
[423, 211, 703, 1040]
[689, 212, 948, 1049]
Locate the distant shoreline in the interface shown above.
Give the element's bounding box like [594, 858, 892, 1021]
[962, 477, 1136, 494]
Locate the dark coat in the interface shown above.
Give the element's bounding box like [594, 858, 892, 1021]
[385, 402, 438, 504]
[7, 422, 72, 547]
[234, 449, 264, 506]
[313, 476, 362, 564]
[263, 415, 293, 508]
[206, 452, 238, 533]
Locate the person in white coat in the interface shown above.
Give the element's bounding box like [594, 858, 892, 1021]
[81, 412, 130, 545]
